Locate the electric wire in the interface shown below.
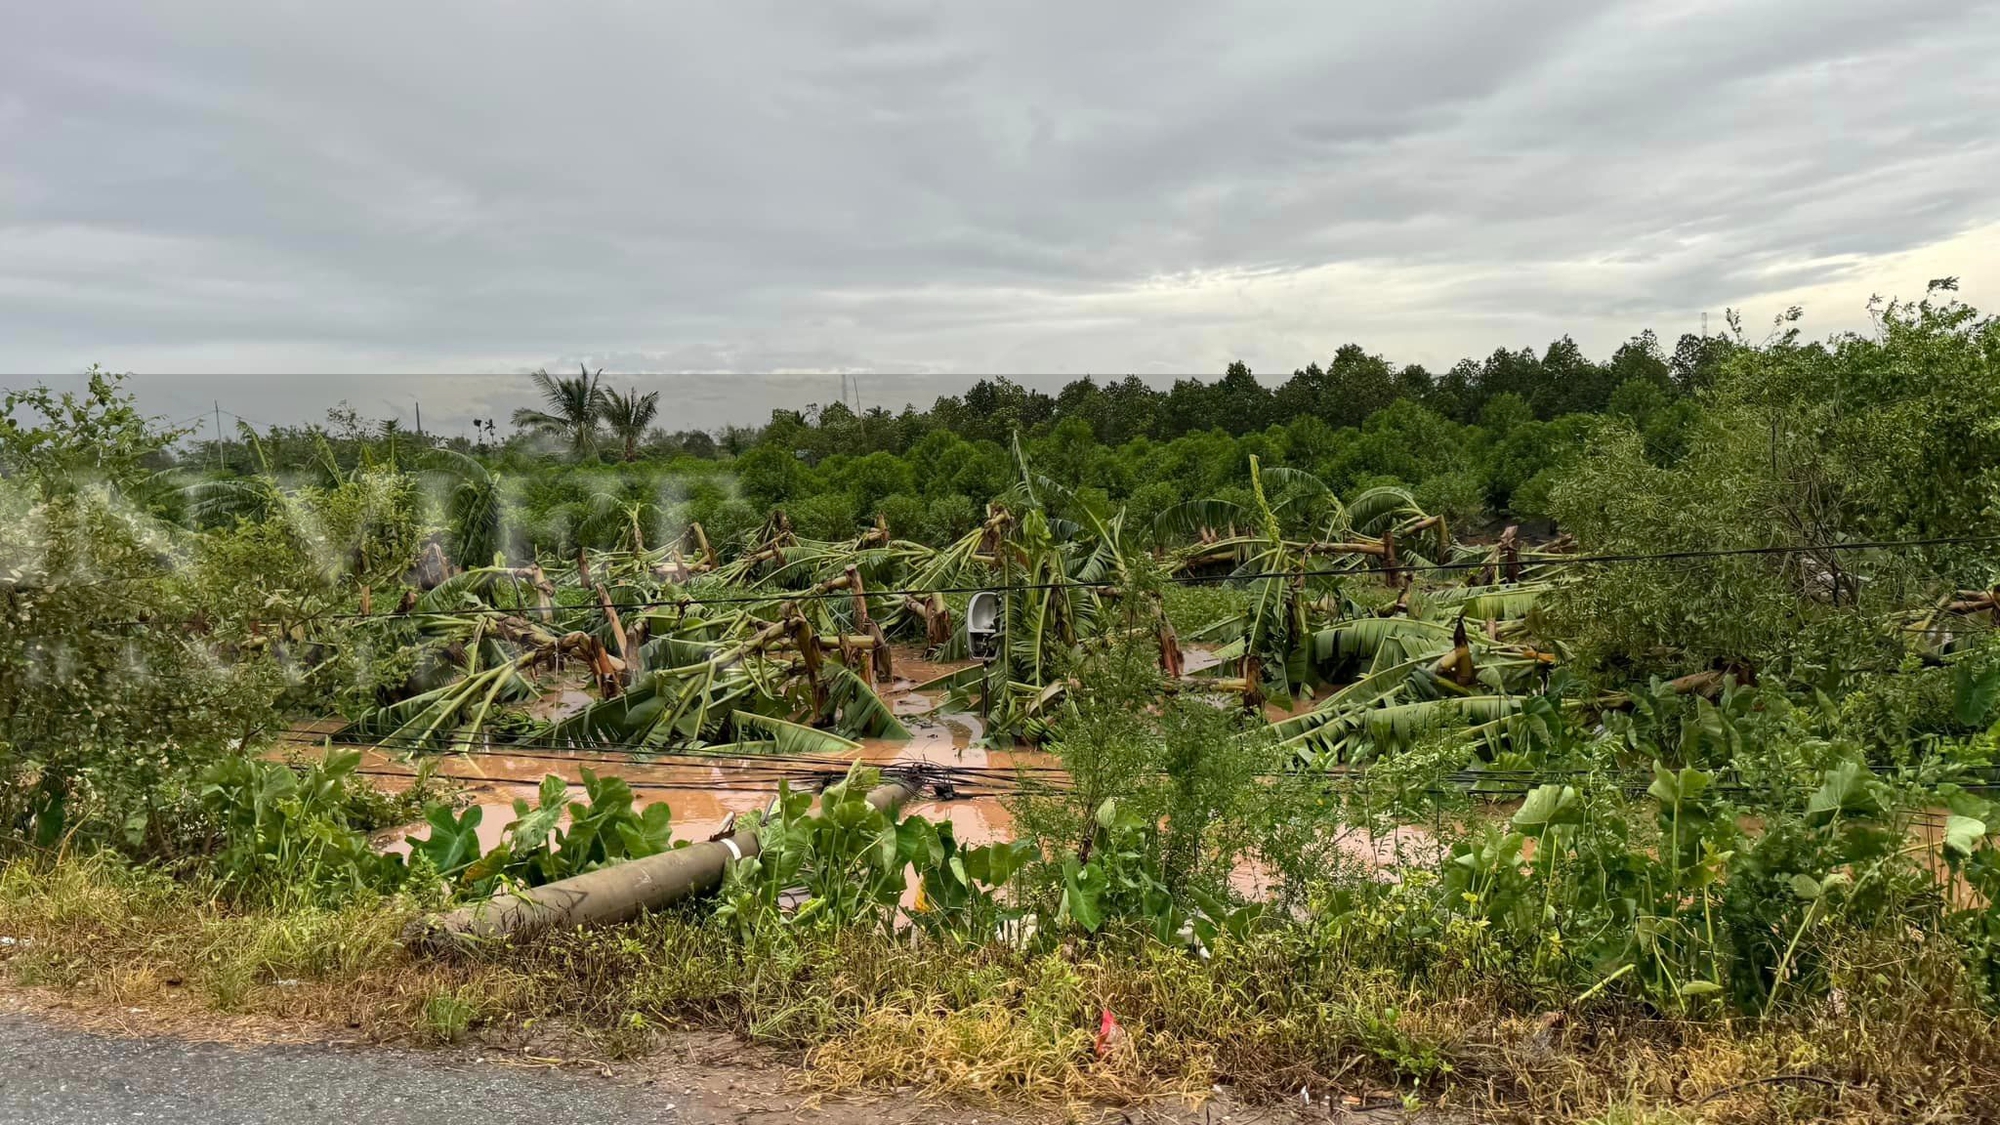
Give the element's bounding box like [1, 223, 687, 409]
[78, 532, 2000, 629]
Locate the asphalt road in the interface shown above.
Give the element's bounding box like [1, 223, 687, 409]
[0, 1013, 681, 1124]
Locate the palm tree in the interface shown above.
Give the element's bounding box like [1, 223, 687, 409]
[512, 365, 604, 457]
[599, 385, 661, 462]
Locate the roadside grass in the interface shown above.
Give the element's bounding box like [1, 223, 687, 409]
[5, 851, 1998, 1122]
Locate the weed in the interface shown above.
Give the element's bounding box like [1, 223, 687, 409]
[7, 852, 2000, 1120]
[419, 987, 480, 1045]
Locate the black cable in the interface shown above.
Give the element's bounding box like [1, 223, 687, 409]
[85, 532, 2000, 629]
[354, 765, 822, 796]
[271, 730, 1069, 778]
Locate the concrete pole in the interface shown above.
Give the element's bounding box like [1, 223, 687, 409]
[405, 777, 916, 953]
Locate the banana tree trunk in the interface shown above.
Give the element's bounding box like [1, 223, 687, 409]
[406, 777, 916, 952]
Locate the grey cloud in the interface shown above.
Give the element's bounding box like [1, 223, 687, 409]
[1, 0, 1996, 388]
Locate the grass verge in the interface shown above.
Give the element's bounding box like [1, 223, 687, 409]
[4, 852, 1997, 1122]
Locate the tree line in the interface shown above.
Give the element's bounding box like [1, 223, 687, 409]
[168, 324, 1750, 559]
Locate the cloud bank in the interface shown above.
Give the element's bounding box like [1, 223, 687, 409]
[3, 0, 1997, 430]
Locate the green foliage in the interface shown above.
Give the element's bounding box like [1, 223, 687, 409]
[715, 764, 1032, 942]
[512, 366, 606, 458]
[1549, 289, 2000, 681]
[1412, 470, 1487, 527]
[197, 748, 409, 903]
[1012, 641, 1288, 915]
[454, 768, 677, 891]
[0, 369, 189, 493]
[599, 385, 661, 463]
[1, 484, 286, 850]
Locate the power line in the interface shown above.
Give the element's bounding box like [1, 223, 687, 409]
[281, 730, 2000, 799]
[353, 765, 816, 797]
[93, 532, 2000, 630]
[271, 731, 1066, 781]
[342, 755, 2000, 823]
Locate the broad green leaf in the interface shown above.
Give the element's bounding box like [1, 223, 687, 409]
[1945, 815, 1988, 858]
[1805, 760, 1876, 824]
[1094, 797, 1119, 830]
[1511, 784, 1579, 833]
[1060, 857, 1104, 932]
[1954, 662, 2000, 727]
[1646, 761, 1712, 806]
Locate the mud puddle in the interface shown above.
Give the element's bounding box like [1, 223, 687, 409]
[352, 646, 1048, 858]
[337, 644, 1426, 897]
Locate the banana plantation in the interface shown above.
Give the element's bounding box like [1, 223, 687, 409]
[8, 292, 2000, 1121]
[301, 440, 1592, 771]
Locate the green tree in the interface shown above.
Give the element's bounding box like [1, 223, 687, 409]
[1, 379, 285, 850]
[1607, 330, 1673, 392]
[598, 385, 661, 462]
[1212, 363, 1272, 434]
[839, 451, 915, 518]
[511, 366, 605, 457]
[0, 369, 182, 494]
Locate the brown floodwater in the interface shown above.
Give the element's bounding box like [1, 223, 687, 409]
[353, 647, 1052, 859]
[333, 644, 1434, 901]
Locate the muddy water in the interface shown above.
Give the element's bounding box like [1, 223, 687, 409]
[361, 647, 1054, 858]
[350, 644, 1432, 899]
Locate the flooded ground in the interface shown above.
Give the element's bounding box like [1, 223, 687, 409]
[342, 647, 1051, 859]
[320, 644, 1433, 894]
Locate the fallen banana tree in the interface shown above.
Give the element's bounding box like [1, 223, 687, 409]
[541, 597, 911, 752]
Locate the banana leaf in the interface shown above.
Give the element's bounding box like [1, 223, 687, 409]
[730, 711, 864, 755]
[822, 660, 912, 740]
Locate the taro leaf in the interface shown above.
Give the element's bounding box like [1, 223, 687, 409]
[461, 842, 512, 886]
[1190, 889, 1264, 943]
[1094, 797, 1120, 830]
[409, 804, 484, 877]
[612, 802, 674, 858]
[1805, 759, 1877, 824]
[1511, 784, 1580, 834]
[1954, 662, 2000, 728]
[1059, 856, 1105, 933]
[896, 815, 942, 868]
[321, 748, 363, 780]
[1220, 902, 1264, 940]
[1945, 815, 1988, 859]
[1647, 762, 1713, 806]
[1937, 783, 1999, 822]
[829, 790, 877, 830]
[776, 781, 815, 822]
[964, 840, 1035, 887]
[506, 774, 570, 853]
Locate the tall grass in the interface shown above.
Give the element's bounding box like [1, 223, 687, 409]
[5, 851, 1997, 1121]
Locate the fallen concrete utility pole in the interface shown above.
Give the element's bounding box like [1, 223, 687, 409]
[405, 775, 918, 953]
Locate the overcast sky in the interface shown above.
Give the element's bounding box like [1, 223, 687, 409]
[4, 0, 1998, 433]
